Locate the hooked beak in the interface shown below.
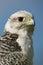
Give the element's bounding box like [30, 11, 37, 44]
[25, 17, 35, 26]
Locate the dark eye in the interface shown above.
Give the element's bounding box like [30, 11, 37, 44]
[18, 17, 24, 22]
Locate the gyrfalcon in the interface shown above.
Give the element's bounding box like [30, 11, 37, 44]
[0, 10, 35, 65]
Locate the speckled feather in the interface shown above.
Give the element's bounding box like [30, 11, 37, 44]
[0, 32, 33, 65]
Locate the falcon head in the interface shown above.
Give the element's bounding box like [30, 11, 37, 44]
[5, 10, 35, 35]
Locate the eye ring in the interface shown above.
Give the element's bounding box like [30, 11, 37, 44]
[18, 17, 25, 22]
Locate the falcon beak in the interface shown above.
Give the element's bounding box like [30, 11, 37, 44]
[26, 17, 35, 26]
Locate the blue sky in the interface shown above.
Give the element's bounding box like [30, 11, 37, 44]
[0, 0, 43, 65]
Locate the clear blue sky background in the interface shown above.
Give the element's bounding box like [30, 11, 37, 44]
[0, 0, 43, 65]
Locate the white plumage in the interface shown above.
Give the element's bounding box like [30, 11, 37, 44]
[0, 10, 35, 65]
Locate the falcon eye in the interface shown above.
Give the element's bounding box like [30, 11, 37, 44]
[18, 17, 24, 22]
